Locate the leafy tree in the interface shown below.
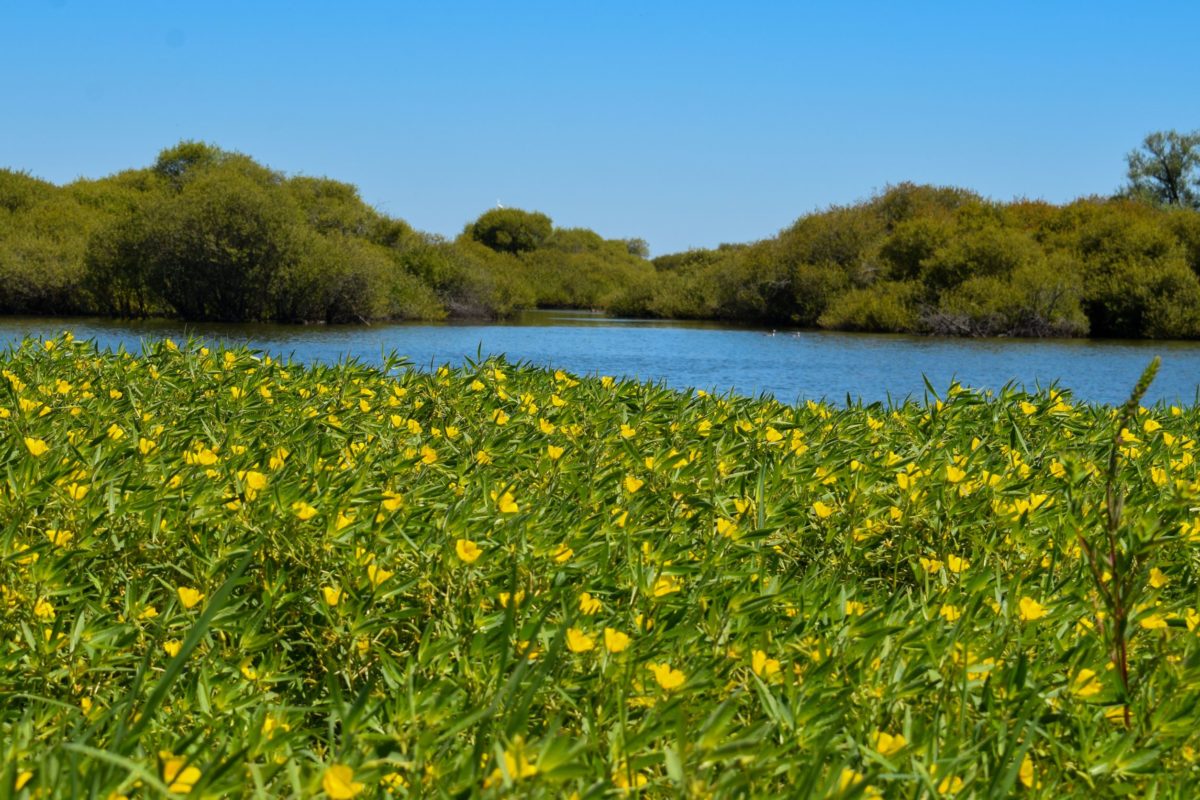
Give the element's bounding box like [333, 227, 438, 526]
[287, 176, 378, 238]
[1125, 130, 1200, 208]
[0, 169, 54, 213]
[153, 140, 226, 185]
[622, 238, 650, 258]
[467, 208, 552, 254]
[132, 165, 303, 321]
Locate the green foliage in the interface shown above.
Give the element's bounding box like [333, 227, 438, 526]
[6, 143, 1200, 336]
[817, 280, 919, 332]
[153, 140, 226, 183]
[1124, 130, 1200, 208]
[613, 184, 1200, 339]
[467, 208, 554, 255]
[0, 169, 55, 213]
[8, 338, 1200, 796]
[928, 256, 1089, 337]
[146, 167, 301, 321]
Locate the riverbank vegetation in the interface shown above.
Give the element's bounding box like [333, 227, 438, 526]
[5, 337, 1200, 796]
[2, 135, 1200, 337]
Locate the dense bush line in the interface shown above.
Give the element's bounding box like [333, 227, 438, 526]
[0, 143, 653, 324]
[3, 142, 1200, 337]
[611, 184, 1200, 339]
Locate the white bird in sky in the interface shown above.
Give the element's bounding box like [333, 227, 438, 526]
[496, 199, 504, 209]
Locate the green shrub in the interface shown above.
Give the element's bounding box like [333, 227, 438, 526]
[818, 281, 919, 332]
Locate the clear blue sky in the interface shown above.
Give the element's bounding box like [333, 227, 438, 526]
[3, 1, 1197, 255]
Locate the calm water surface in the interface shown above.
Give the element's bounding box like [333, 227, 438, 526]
[1, 310, 1197, 406]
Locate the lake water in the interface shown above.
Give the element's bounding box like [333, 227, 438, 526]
[1, 310, 1197, 406]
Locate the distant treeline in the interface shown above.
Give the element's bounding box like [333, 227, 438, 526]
[3, 140, 1200, 337]
[0, 142, 651, 324]
[622, 184, 1200, 338]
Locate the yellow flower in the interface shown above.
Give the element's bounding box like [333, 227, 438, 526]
[764, 426, 784, 443]
[45, 529, 73, 547]
[420, 445, 437, 464]
[547, 444, 564, 460]
[652, 575, 682, 597]
[566, 627, 595, 653]
[623, 475, 644, 494]
[619, 423, 636, 439]
[381, 491, 403, 512]
[184, 445, 218, 466]
[163, 639, 182, 657]
[322, 764, 365, 799]
[242, 470, 268, 492]
[34, 597, 55, 620]
[715, 518, 738, 538]
[138, 437, 158, 455]
[551, 543, 574, 563]
[177, 587, 204, 609]
[492, 409, 509, 425]
[1018, 754, 1039, 789]
[483, 746, 538, 789]
[322, 586, 342, 606]
[844, 600, 866, 616]
[1148, 567, 1168, 589]
[946, 554, 970, 573]
[578, 592, 602, 615]
[161, 752, 201, 794]
[611, 765, 650, 791]
[835, 767, 873, 791]
[65, 482, 88, 500]
[24, 437, 49, 457]
[939, 604, 961, 622]
[292, 501, 318, 520]
[647, 661, 686, 690]
[812, 500, 834, 519]
[946, 465, 966, 483]
[498, 590, 525, 608]
[937, 775, 964, 795]
[15, 770, 33, 791]
[269, 447, 289, 470]
[1185, 608, 1200, 632]
[1139, 612, 1168, 629]
[492, 490, 519, 514]
[872, 730, 907, 756]
[1071, 668, 1102, 698]
[367, 565, 393, 587]
[456, 538, 483, 564]
[1018, 596, 1047, 621]
[751, 649, 781, 678]
[604, 627, 631, 653]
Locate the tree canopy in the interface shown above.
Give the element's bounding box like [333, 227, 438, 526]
[467, 208, 554, 254]
[1125, 130, 1200, 208]
[2, 138, 1200, 339]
